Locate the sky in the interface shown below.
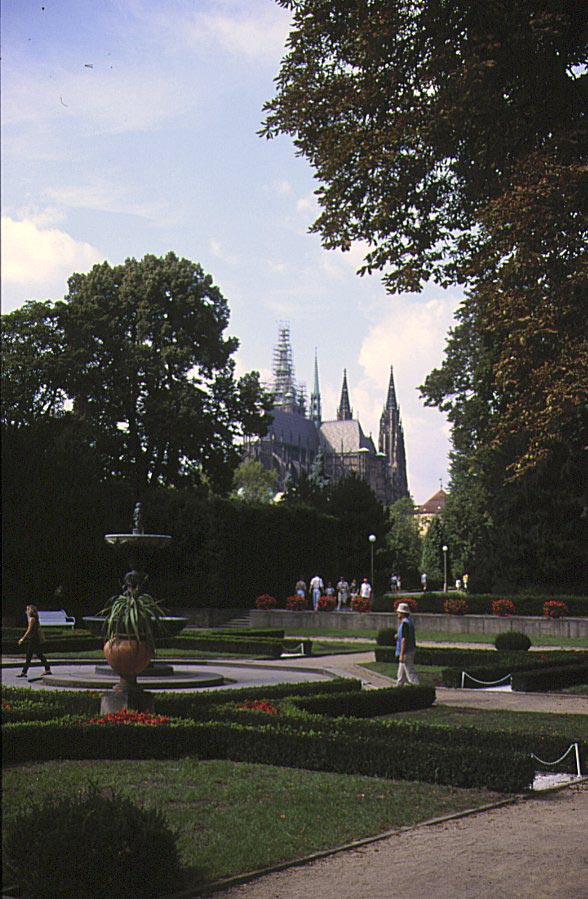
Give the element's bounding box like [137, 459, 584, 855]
[1, 0, 462, 503]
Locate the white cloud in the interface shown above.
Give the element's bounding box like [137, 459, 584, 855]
[1, 216, 103, 312]
[44, 183, 172, 224]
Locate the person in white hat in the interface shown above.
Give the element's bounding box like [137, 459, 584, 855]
[395, 602, 419, 686]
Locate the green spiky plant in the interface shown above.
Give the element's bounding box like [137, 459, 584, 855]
[99, 587, 168, 650]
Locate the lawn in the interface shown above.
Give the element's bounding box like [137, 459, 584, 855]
[2, 758, 510, 893]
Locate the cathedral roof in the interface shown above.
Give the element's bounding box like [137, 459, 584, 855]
[417, 489, 447, 515]
[267, 409, 320, 449]
[319, 419, 376, 454]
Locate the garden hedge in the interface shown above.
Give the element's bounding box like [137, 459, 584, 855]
[1, 717, 536, 792]
[375, 647, 588, 667]
[511, 664, 588, 692]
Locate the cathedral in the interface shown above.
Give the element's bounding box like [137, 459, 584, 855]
[245, 326, 409, 505]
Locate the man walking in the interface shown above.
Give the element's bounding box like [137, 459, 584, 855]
[309, 574, 324, 611]
[395, 602, 419, 686]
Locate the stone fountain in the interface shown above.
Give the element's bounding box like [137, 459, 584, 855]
[82, 503, 202, 713]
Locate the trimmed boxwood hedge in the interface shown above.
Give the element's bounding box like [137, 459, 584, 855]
[290, 686, 435, 717]
[1, 717, 536, 792]
[441, 653, 588, 689]
[511, 664, 588, 692]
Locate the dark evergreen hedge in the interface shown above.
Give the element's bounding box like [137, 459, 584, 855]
[1, 717, 535, 792]
[511, 664, 588, 692]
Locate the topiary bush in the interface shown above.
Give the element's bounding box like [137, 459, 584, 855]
[3, 784, 184, 898]
[494, 631, 532, 652]
[376, 627, 396, 645]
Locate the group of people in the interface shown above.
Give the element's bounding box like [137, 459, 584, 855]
[295, 575, 373, 611]
[420, 572, 470, 591]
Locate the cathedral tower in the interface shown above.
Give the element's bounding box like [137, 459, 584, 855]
[310, 350, 322, 426]
[379, 366, 409, 500]
[337, 369, 353, 421]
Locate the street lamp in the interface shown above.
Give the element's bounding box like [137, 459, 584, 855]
[442, 545, 448, 593]
[369, 534, 376, 591]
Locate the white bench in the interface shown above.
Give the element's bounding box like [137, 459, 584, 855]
[38, 609, 76, 629]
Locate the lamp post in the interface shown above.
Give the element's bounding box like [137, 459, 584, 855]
[369, 534, 376, 591]
[442, 545, 448, 593]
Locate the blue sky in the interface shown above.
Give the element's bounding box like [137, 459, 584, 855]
[2, 0, 461, 503]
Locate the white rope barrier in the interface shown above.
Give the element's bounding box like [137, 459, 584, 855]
[281, 643, 305, 657]
[460, 671, 512, 688]
[531, 743, 582, 777]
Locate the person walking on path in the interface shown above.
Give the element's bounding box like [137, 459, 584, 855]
[395, 602, 419, 686]
[295, 577, 307, 598]
[17, 605, 52, 677]
[309, 574, 324, 611]
[420, 572, 427, 592]
[336, 577, 349, 610]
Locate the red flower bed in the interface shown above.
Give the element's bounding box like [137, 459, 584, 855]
[491, 598, 516, 617]
[86, 709, 172, 726]
[286, 595, 307, 611]
[543, 600, 569, 619]
[236, 699, 279, 715]
[350, 596, 370, 613]
[394, 597, 418, 613]
[317, 595, 336, 611]
[255, 593, 277, 609]
[444, 597, 468, 616]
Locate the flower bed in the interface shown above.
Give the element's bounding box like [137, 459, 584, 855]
[444, 597, 468, 616]
[317, 595, 336, 612]
[255, 593, 277, 610]
[491, 598, 516, 617]
[544, 600, 569, 619]
[286, 595, 307, 611]
[86, 709, 172, 726]
[350, 596, 370, 613]
[236, 699, 279, 715]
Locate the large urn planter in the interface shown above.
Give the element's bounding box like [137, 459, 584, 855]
[100, 636, 156, 714]
[103, 637, 153, 687]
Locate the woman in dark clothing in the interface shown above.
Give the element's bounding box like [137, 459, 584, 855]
[18, 605, 52, 677]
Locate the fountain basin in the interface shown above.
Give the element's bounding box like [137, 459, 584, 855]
[82, 616, 189, 638]
[104, 534, 172, 550]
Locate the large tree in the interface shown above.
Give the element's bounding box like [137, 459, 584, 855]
[2, 252, 272, 494]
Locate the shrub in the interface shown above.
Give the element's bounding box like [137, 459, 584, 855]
[394, 597, 418, 612]
[376, 628, 396, 646]
[444, 597, 468, 615]
[3, 784, 183, 898]
[491, 599, 516, 617]
[286, 594, 307, 611]
[543, 600, 569, 619]
[255, 593, 277, 609]
[494, 632, 532, 652]
[317, 594, 336, 611]
[350, 596, 370, 613]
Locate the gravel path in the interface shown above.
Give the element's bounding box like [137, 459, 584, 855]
[211, 785, 588, 899]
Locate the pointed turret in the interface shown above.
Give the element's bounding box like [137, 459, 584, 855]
[337, 369, 353, 421]
[310, 350, 322, 426]
[384, 366, 398, 410]
[379, 365, 409, 500]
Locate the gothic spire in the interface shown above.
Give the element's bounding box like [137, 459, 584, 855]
[337, 369, 353, 421]
[310, 349, 322, 426]
[385, 365, 398, 410]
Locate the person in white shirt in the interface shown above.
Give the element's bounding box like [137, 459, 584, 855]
[309, 574, 324, 610]
[360, 578, 372, 600]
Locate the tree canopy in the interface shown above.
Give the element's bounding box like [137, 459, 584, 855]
[264, 1, 587, 591]
[264, 0, 587, 478]
[1, 253, 272, 494]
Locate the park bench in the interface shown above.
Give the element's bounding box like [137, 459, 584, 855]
[38, 609, 76, 629]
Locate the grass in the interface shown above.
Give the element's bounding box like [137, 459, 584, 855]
[2, 758, 510, 892]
